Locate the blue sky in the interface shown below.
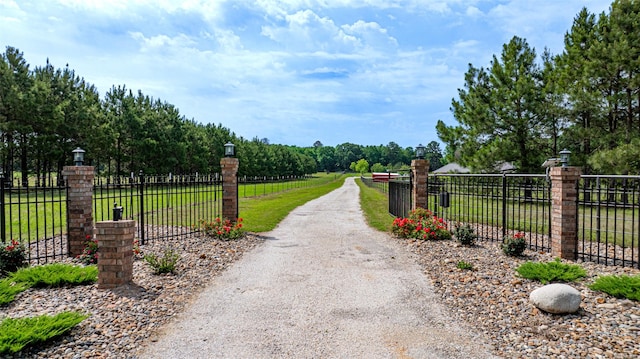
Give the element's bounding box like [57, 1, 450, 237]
[1, 0, 612, 148]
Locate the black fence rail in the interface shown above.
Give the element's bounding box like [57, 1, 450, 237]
[93, 173, 223, 245]
[238, 175, 311, 198]
[0, 176, 67, 264]
[2, 172, 316, 264]
[389, 177, 411, 218]
[578, 175, 640, 267]
[360, 176, 389, 193]
[426, 174, 552, 252]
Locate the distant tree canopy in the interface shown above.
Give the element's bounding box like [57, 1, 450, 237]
[0, 47, 442, 182]
[437, 1, 640, 174]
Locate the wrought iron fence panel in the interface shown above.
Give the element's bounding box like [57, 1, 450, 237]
[389, 178, 411, 218]
[579, 175, 640, 268]
[360, 176, 389, 193]
[0, 177, 67, 264]
[427, 174, 551, 252]
[93, 173, 223, 245]
[238, 175, 311, 198]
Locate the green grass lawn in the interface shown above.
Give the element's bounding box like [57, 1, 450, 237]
[355, 178, 392, 232]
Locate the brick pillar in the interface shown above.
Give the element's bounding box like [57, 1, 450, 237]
[95, 220, 135, 289]
[411, 159, 429, 210]
[221, 157, 239, 221]
[550, 167, 581, 259]
[62, 166, 95, 257]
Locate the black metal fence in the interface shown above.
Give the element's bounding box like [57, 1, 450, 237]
[427, 174, 552, 252]
[93, 172, 223, 245]
[578, 175, 640, 267]
[238, 175, 312, 198]
[1, 172, 312, 264]
[389, 177, 411, 218]
[0, 176, 67, 264]
[359, 176, 389, 193]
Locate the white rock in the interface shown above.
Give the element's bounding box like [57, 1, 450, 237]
[530, 283, 581, 314]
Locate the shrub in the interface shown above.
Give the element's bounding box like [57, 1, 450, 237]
[77, 236, 98, 265]
[144, 249, 180, 274]
[456, 260, 474, 271]
[515, 258, 586, 284]
[0, 240, 27, 275]
[501, 232, 527, 256]
[453, 223, 477, 246]
[391, 208, 451, 241]
[0, 279, 29, 306]
[195, 217, 245, 240]
[590, 274, 640, 301]
[0, 311, 89, 354]
[1, 263, 97, 306]
[9, 263, 97, 288]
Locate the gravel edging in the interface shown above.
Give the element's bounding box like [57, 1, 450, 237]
[399, 237, 640, 358]
[1, 233, 264, 359]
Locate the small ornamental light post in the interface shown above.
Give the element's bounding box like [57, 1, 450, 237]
[559, 149, 571, 168]
[224, 142, 235, 157]
[221, 142, 239, 222]
[72, 147, 85, 166]
[415, 143, 426, 160]
[62, 147, 94, 257]
[550, 148, 580, 260]
[411, 143, 429, 211]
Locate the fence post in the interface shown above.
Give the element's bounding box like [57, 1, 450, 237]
[411, 159, 429, 210]
[95, 220, 135, 289]
[138, 170, 146, 244]
[62, 165, 95, 257]
[550, 166, 581, 259]
[221, 157, 239, 221]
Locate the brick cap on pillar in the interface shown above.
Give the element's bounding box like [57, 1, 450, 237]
[95, 220, 136, 228]
[549, 166, 581, 179]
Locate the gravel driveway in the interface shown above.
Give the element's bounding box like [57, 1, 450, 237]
[140, 177, 498, 359]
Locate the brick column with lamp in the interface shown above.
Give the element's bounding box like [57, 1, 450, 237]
[549, 165, 581, 259]
[221, 142, 239, 222]
[62, 147, 94, 257]
[411, 144, 429, 211]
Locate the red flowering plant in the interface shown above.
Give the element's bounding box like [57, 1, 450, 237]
[502, 232, 527, 256]
[391, 208, 451, 241]
[77, 235, 99, 265]
[0, 239, 27, 275]
[195, 217, 245, 240]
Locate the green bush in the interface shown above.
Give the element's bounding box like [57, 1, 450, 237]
[456, 260, 474, 271]
[502, 233, 527, 257]
[590, 274, 640, 301]
[515, 258, 586, 284]
[0, 240, 27, 275]
[0, 263, 97, 306]
[453, 223, 477, 246]
[0, 311, 88, 354]
[9, 263, 97, 288]
[0, 280, 29, 306]
[144, 249, 180, 274]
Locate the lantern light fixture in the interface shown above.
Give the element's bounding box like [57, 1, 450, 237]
[72, 147, 85, 166]
[415, 143, 426, 160]
[559, 149, 571, 168]
[224, 142, 235, 157]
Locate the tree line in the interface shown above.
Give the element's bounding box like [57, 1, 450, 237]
[437, 0, 640, 174]
[0, 47, 443, 186]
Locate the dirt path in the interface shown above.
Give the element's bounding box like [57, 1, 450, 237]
[140, 177, 498, 358]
